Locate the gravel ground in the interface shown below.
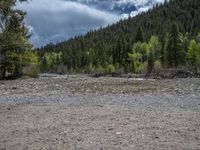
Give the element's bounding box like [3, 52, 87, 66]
[0, 75, 200, 150]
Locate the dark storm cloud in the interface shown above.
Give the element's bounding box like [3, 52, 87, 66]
[17, 0, 164, 47]
[17, 0, 120, 47]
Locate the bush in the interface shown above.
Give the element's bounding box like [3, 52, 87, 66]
[154, 60, 163, 73]
[138, 62, 148, 74]
[22, 64, 39, 78]
[86, 63, 95, 73]
[96, 65, 105, 74]
[133, 61, 141, 73]
[106, 64, 116, 73]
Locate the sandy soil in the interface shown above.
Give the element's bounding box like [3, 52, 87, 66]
[0, 75, 200, 150]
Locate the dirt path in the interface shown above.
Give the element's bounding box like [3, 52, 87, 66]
[0, 75, 200, 150]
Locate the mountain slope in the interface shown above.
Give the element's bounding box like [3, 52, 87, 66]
[39, 0, 200, 71]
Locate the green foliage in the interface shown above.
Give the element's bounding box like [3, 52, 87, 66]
[21, 51, 38, 65]
[135, 26, 144, 42]
[159, 28, 167, 66]
[36, 0, 200, 75]
[128, 52, 142, 73]
[137, 62, 148, 74]
[129, 36, 160, 74]
[0, 0, 36, 79]
[133, 42, 149, 62]
[96, 65, 105, 74]
[3, 50, 39, 77]
[86, 63, 95, 73]
[154, 60, 163, 72]
[187, 40, 200, 72]
[3, 51, 19, 73]
[106, 64, 116, 73]
[40, 52, 62, 72]
[148, 36, 161, 60]
[166, 22, 185, 67]
[38, 0, 200, 71]
[147, 51, 155, 73]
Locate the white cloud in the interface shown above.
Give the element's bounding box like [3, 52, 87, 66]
[130, 5, 153, 17]
[17, 0, 164, 47]
[17, 0, 120, 47]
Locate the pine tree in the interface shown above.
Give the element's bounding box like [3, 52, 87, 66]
[0, 0, 32, 79]
[147, 51, 155, 73]
[159, 28, 167, 66]
[166, 22, 183, 68]
[135, 26, 144, 42]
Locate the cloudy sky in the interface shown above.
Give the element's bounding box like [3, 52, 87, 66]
[17, 0, 164, 47]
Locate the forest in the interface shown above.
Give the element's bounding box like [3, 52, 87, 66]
[37, 0, 200, 75]
[1, 0, 200, 79]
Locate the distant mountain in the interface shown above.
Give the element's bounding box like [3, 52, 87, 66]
[69, 0, 164, 15]
[111, 3, 137, 14]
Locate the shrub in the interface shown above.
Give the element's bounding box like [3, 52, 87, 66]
[22, 64, 39, 78]
[154, 60, 163, 72]
[138, 62, 148, 74]
[96, 65, 105, 74]
[106, 64, 116, 73]
[86, 63, 95, 73]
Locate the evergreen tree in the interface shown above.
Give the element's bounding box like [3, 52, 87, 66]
[0, 0, 33, 79]
[159, 28, 167, 66]
[166, 22, 183, 68]
[135, 26, 144, 42]
[147, 50, 155, 73]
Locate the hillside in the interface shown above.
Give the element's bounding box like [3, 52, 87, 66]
[38, 0, 200, 73]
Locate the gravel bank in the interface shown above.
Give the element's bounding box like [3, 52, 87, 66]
[0, 75, 200, 149]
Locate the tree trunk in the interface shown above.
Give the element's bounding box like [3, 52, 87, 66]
[14, 64, 22, 78]
[0, 66, 6, 80]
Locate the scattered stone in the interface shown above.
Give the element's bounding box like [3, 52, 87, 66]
[0, 75, 199, 149]
[77, 138, 82, 142]
[12, 87, 17, 90]
[108, 128, 114, 131]
[116, 132, 122, 135]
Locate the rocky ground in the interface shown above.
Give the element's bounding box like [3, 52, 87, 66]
[0, 75, 200, 150]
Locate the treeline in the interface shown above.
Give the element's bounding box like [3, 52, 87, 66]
[0, 0, 39, 79]
[1, 0, 200, 79]
[39, 23, 200, 74]
[38, 0, 200, 74]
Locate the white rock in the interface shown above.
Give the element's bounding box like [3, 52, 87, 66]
[116, 132, 122, 135]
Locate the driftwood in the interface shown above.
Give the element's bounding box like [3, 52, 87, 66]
[90, 69, 200, 79]
[147, 69, 199, 79]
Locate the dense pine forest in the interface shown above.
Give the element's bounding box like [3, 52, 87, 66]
[37, 0, 200, 75]
[1, 0, 200, 79]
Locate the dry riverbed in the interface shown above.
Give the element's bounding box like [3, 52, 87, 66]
[0, 75, 200, 150]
